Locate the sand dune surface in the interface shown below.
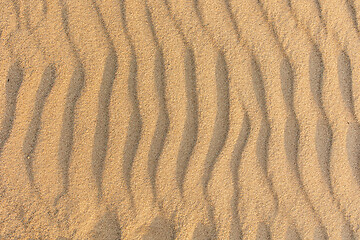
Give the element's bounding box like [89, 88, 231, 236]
[0, 0, 360, 239]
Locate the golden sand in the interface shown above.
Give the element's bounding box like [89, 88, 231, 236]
[0, 0, 359, 239]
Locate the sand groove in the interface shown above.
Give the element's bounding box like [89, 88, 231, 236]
[57, 66, 84, 199]
[89, 0, 119, 201]
[0, 62, 23, 154]
[57, 0, 86, 201]
[23, 64, 55, 187]
[145, 5, 170, 202]
[203, 52, 229, 195]
[1, 0, 360, 239]
[118, 0, 142, 201]
[177, 46, 198, 195]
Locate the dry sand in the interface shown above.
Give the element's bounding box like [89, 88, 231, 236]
[0, 0, 359, 239]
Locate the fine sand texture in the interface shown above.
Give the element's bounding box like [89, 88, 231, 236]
[1, 0, 360, 239]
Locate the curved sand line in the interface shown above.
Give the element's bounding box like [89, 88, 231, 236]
[1, 0, 360, 239]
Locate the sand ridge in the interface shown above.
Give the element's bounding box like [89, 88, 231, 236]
[0, 0, 359, 239]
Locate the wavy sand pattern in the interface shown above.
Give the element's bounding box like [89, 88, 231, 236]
[1, 0, 360, 239]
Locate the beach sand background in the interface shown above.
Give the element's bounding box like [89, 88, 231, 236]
[0, 0, 359, 239]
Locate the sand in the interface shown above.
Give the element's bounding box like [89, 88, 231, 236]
[0, 0, 359, 239]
